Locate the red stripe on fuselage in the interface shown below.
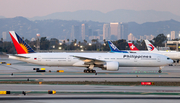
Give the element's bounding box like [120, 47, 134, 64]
[10, 33, 27, 54]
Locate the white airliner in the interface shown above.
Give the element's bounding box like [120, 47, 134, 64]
[9, 31, 173, 73]
[128, 40, 180, 62]
[144, 40, 180, 61]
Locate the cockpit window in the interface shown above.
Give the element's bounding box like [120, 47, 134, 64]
[167, 58, 170, 60]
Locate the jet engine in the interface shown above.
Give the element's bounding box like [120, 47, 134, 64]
[103, 61, 119, 71]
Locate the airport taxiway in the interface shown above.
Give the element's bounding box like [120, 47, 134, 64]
[1, 57, 180, 102]
[0, 58, 180, 82]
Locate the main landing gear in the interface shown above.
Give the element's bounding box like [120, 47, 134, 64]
[84, 69, 96, 73]
[83, 64, 96, 73]
[158, 67, 163, 73]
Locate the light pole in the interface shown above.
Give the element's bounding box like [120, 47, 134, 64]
[167, 34, 170, 41]
[36, 33, 40, 51]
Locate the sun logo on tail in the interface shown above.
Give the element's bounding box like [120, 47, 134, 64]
[19, 43, 29, 53]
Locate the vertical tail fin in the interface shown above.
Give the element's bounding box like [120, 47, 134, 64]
[9, 31, 35, 54]
[128, 42, 139, 51]
[107, 41, 128, 53]
[144, 40, 158, 52]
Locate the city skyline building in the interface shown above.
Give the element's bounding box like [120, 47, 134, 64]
[171, 31, 175, 40]
[120, 23, 128, 39]
[2, 32, 6, 40]
[128, 33, 134, 41]
[81, 23, 89, 40]
[103, 24, 110, 40]
[110, 22, 121, 40]
[71, 25, 81, 41]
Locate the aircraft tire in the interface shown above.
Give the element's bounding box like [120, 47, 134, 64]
[93, 70, 96, 73]
[84, 70, 87, 73]
[158, 70, 162, 73]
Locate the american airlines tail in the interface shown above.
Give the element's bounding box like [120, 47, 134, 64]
[128, 42, 139, 51]
[107, 41, 128, 53]
[144, 40, 158, 52]
[9, 31, 35, 54]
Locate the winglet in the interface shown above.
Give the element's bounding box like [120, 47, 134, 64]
[9, 31, 35, 54]
[144, 40, 158, 52]
[107, 41, 128, 53]
[128, 42, 139, 51]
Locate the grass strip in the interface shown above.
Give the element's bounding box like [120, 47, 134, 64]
[1, 81, 180, 86]
[5, 91, 180, 95]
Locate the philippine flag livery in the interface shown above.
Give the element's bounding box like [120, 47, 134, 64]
[9, 31, 35, 54]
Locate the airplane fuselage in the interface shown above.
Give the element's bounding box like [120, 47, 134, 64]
[129, 51, 180, 60]
[9, 52, 172, 67]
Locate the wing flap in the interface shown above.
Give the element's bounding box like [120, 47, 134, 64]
[73, 55, 105, 65]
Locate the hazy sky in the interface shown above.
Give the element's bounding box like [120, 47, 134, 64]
[1, 0, 180, 18]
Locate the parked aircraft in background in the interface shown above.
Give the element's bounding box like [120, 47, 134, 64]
[144, 40, 180, 63]
[127, 40, 180, 63]
[107, 40, 173, 73]
[107, 41, 128, 53]
[128, 42, 139, 51]
[8, 32, 173, 73]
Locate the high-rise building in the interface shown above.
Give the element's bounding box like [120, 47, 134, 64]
[81, 24, 89, 40]
[140, 36, 144, 40]
[2, 32, 6, 40]
[144, 35, 149, 40]
[88, 29, 93, 36]
[103, 24, 110, 40]
[128, 33, 134, 41]
[71, 25, 81, 41]
[120, 23, 128, 40]
[171, 31, 175, 40]
[150, 35, 154, 40]
[110, 22, 121, 40]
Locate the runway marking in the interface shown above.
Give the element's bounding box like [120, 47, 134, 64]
[0, 64, 20, 71]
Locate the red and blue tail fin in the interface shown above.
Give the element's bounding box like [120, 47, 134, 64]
[9, 31, 35, 54]
[144, 40, 158, 52]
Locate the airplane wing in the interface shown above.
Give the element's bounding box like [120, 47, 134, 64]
[73, 55, 105, 65]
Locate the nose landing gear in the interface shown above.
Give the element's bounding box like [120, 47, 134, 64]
[158, 70, 162, 73]
[158, 66, 163, 73]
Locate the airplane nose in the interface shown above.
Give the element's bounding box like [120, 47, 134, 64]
[170, 59, 173, 64]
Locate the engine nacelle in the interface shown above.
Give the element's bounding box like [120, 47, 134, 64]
[103, 61, 119, 71]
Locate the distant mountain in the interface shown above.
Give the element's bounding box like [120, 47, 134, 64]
[0, 16, 104, 41]
[0, 16, 5, 19]
[1, 17, 180, 41]
[128, 19, 180, 38]
[30, 9, 180, 24]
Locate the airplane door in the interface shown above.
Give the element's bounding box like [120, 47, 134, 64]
[38, 56, 41, 61]
[157, 56, 161, 62]
[134, 58, 137, 62]
[98, 56, 101, 60]
[68, 56, 71, 62]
